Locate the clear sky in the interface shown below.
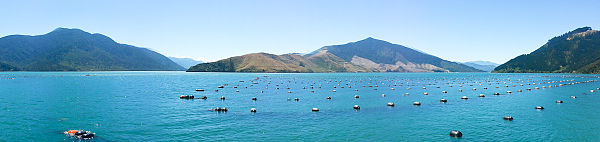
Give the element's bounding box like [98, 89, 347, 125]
[1, 0, 598, 63]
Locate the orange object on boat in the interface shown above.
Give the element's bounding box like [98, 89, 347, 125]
[68, 130, 78, 133]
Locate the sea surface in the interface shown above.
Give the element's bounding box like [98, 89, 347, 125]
[1, 72, 600, 141]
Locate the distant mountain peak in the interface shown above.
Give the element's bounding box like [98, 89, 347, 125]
[49, 27, 89, 34]
[357, 37, 388, 43]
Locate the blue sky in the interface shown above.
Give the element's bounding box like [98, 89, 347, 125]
[0, 0, 598, 63]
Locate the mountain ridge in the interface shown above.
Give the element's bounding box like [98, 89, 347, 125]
[493, 27, 600, 73]
[0, 28, 185, 71]
[188, 38, 483, 73]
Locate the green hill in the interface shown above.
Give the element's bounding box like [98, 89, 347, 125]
[494, 27, 600, 73]
[0, 28, 184, 71]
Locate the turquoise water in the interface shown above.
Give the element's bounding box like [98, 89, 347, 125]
[1, 72, 600, 141]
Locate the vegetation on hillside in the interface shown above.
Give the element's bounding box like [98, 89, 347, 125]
[494, 27, 600, 73]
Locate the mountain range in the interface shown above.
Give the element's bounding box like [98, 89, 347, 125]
[494, 27, 600, 73]
[188, 37, 482, 72]
[462, 61, 499, 72]
[0, 28, 184, 71]
[168, 57, 203, 69]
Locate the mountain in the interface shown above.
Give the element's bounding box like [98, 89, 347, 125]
[305, 37, 482, 72]
[188, 38, 483, 73]
[494, 27, 600, 73]
[168, 57, 203, 69]
[462, 61, 499, 72]
[186, 52, 367, 73]
[0, 28, 184, 71]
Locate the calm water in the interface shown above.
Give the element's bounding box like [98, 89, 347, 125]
[1, 72, 600, 141]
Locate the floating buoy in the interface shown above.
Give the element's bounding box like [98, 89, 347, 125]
[195, 89, 205, 92]
[354, 95, 360, 98]
[449, 130, 462, 137]
[294, 98, 299, 101]
[440, 99, 447, 102]
[590, 90, 595, 93]
[535, 106, 544, 109]
[250, 108, 257, 112]
[556, 100, 563, 103]
[353, 105, 360, 110]
[413, 102, 421, 105]
[423, 92, 429, 95]
[517, 90, 523, 92]
[570, 96, 576, 98]
[507, 91, 512, 94]
[180, 95, 194, 99]
[442, 91, 447, 93]
[201, 96, 207, 100]
[326, 96, 331, 100]
[387, 102, 395, 106]
[332, 90, 337, 92]
[494, 93, 500, 95]
[252, 97, 257, 101]
[458, 89, 463, 92]
[218, 86, 224, 88]
[461, 96, 468, 100]
[503, 116, 514, 121]
[381, 94, 386, 97]
[479, 94, 485, 97]
[312, 108, 319, 111]
[220, 96, 225, 100]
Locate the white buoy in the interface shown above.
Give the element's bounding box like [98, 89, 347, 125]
[387, 102, 395, 106]
[413, 102, 421, 105]
[312, 108, 319, 111]
[250, 108, 257, 112]
[461, 96, 468, 100]
[353, 105, 360, 110]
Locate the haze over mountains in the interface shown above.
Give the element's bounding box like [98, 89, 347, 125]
[462, 61, 499, 72]
[494, 27, 600, 74]
[0, 28, 184, 71]
[188, 38, 482, 72]
[168, 57, 203, 69]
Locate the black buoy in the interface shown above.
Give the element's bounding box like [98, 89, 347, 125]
[201, 96, 207, 100]
[556, 100, 563, 103]
[220, 96, 225, 100]
[294, 98, 299, 101]
[494, 93, 500, 95]
[326, 96, 331, 100]
[503, 116, 514, 121]
[535, 106, 544, 110]
[449, 130, 462, 137]
[252, 97, 257, 101]
[353, 105, 360, 110]
[354, 95, 359, 98]
[440, 99, 447, 102]
[250, 108, 257, 112]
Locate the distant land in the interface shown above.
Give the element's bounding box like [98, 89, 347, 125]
[462, 61, 499, 72]
[0, 28, 184, 71]
[494, 27, 600, 74]
[188, 37, 483, 73]
[168, 57, 203, 69]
